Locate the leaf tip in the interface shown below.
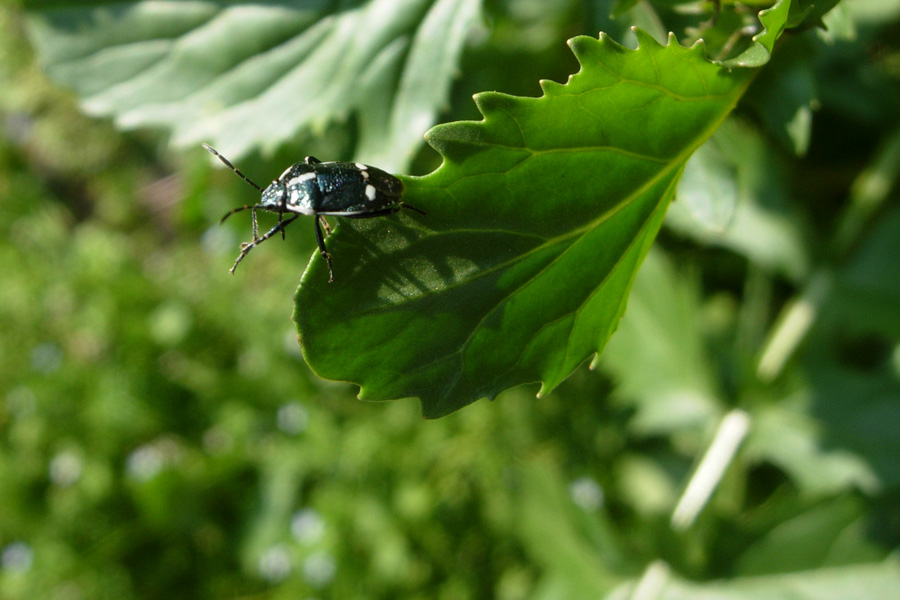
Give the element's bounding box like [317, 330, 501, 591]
[631, 27, 666, 50]
[539, 78, 565, 95]
[473, 91, 520, 120]
[569, 34, 596, 62]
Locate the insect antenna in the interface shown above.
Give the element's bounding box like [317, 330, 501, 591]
[202, 143, 262, 191]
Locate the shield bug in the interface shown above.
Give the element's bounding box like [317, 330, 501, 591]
[203, 144, 425, 282]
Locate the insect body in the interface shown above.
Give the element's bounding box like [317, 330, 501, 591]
[203, 144, 424, 282]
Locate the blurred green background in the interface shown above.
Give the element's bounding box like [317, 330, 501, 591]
[2, 1, 900, 599]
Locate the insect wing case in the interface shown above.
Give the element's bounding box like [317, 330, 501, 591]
[314, 162, 404, 214]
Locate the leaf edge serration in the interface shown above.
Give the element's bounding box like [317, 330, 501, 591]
[297, 28, 757, 418]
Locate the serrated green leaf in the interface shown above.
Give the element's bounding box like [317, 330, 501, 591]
[23, 0, 480, 169]
[719, 0, 792, 68]
[295, 31, 755, 418]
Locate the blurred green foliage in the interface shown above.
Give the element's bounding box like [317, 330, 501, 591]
[2, 1, 900, 599]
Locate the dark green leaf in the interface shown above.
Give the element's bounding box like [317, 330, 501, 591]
[743, 38, 818, 155]
[295, 31, 754, 417]
[788, 0, 842, 29]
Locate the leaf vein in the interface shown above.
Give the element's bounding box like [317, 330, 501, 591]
[399, 168, 679, 392]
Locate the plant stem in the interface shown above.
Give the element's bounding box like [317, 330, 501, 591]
[671, 409, 750, 531]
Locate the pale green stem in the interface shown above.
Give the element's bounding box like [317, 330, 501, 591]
[671, 409, 751, 531]
[756, 270, 832, 382]
[628, 560, 671, 600]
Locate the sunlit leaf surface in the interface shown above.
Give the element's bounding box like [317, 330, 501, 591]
[295, 31, 754, 417]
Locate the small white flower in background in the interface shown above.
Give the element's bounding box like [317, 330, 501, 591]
[49, 450, 83, 487]
[1, 541, 33, 573]
[291, 508, 325, 545]
[302, 552, 336, 588]
[201, 226, 235, 256]
[569, 476, 604, 511]
[5, 386, 36, 417]
[126, 444, 164, 481]
[258, 544, 292, 583]
[277, 402, 309, 435]
[126, 439, 182, 481]
[31, 342, 62, 373]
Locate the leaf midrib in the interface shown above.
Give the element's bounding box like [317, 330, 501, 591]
[363, 113, 726, 317]
[366, 157, 683, 385]
[349, 65, 752, 396]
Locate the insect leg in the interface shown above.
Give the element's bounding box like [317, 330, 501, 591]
[314, 216, 335, 283]
[400, 202, 426, 216]
[335, 203, 425, 220]
[318, 215, 332, 236]
[230, 215, 299, 274]
[338, 207, 399, 219]
[220, 204, 263, 224]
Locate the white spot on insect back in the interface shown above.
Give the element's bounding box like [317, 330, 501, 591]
[365, 184, 377, 201]
[287, 172, 316, 187]
[360, 170, 369, 180]
[355, 162, 367, 171]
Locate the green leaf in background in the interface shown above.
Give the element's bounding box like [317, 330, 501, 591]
[734, 496, 889, 575]
[835, 207, 900, 335]
[675, 133, 740, 234]
[514, 460, 625, 598]
[745, 403, 881, 497]
[667, 117, 810, 282]
[599, 249, 722, 437]
[23, 0, 481, 170]
[295, 30, 755, 418]
[742, 38, 818, 156]
[788, 0, 843, 29]
[629, 558, 900, 600]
